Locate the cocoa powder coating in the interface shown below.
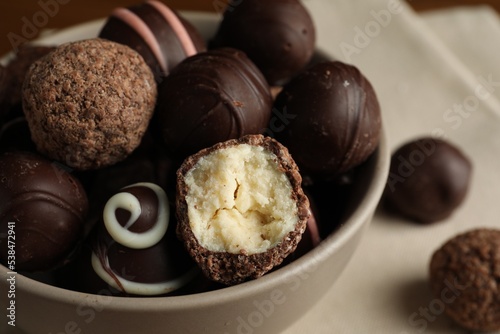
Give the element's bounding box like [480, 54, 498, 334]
[22, 38, 157, 170]
[430, 228, 500, 332]
[176, 135, 310, 285]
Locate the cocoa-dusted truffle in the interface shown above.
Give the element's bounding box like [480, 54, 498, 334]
[99, 0, 205, 80]
[0, 151, 88, 271]
[211, 0, 316, 85]
[22, 38, 157, 170]
[156, 48, 273, 158]
[429, 229, 500, 332]
[273, 61, 381, 177]
[384, 137, 472, 223]
[83, 182, 198, 296]
[176, 135, 310, 285]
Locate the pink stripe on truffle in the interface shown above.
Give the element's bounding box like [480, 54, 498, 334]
[307, 211, 321, 247]
[146, 0, 197, 57]
[111, 7, 168, 72]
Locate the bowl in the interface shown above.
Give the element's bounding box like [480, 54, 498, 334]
[0, 12, 390, 334]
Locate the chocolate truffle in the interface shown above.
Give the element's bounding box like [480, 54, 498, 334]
[211, 0, 316, 85]
[88, 183, 197, 296]
[22, 38, 157, 170]
[429, 228, 500, 332]
[384, 137, 472, 223]
[273, 61, 381, 177]
[0, 151, 88, 271]
[156, 48, 273, 158]
[99, 0, 205, 80]
[1, 45, 55, 121]
[176, 135, 310, 285]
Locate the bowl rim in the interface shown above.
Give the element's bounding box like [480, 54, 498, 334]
[0, 12, 391, 312]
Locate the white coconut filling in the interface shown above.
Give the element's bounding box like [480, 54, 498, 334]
[184, 144, 298, 255]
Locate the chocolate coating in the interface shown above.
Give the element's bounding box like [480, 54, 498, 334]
[1, 45, 56, 121]
[273, 61, 382, 176]
[176, 135, 310, 285]
[156, 48, 273, 158]
[384, 137, 472, 223]
[0, 151, 88, 271]
[99, 0, 205, 80]
[430, 229, 500, 332]
[87, 183, 197, 296]
[22, 38, 157, 170]
[211, 0, 316, 85]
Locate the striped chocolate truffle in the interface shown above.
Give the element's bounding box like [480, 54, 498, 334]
[99, 0, 205, 80]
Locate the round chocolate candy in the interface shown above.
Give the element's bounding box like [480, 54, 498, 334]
[176, 135, 310, 285]
[99, 0, 205, 80]
[0, 151, 88, 271]
[22, 38, 157, 170]
[89, 182, 197, 296]
[430, 229, 500, 331]
[273, 61, 382, 177]
[155, 48, 273, 158]
[211, 0, 316, 85]
[384, 137, 472, 223]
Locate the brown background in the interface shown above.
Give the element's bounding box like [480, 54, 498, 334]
[1, 0, 500, 55]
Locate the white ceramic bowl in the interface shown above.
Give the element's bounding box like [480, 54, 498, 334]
[0, 12, 390, 334]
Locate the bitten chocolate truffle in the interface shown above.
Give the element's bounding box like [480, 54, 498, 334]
[22, 38, 157, 170]
[87, 183, 197, 296]
[211, 0, 316, 85]
[273, 61, 381, 177]
[176, 135, 310, 285]
[384, 137, 472, 223]
[156, 48, 273, 158]
[99, 0, 205, 80]
[429, 229, 500, 332]
[0, 151, 88, 271]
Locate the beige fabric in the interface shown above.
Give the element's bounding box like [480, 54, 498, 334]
[285, 1, 500, 333]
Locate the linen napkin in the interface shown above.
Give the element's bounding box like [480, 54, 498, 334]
[285, 1, 500, 333]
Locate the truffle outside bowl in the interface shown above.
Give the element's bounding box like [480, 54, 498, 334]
[0, 13, 391, 334]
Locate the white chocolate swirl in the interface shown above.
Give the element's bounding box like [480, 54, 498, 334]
[91, 252, 199, 296]
[103, 182, 169, 249]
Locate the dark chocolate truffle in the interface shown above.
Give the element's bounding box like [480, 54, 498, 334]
[273, 61, 381, 177]
[384, 137, 472, 223]
[211, 0, 316, 85]
[89, 182, 197, 296]
[2, 45, 55, 121]
[429, 228, 500, 332]
[22, 38, 157, 170]
[156, 48, 273, 158]
[0, 151, 88, 271]
[176, 135, 310, 285]
[99, 0, 205, 80]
